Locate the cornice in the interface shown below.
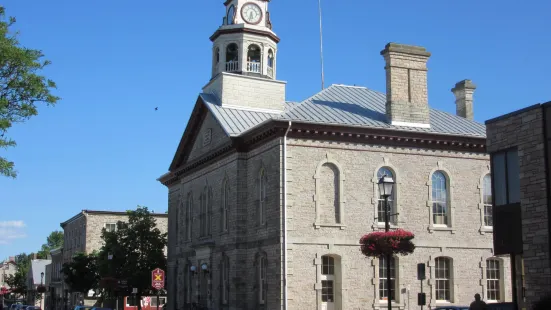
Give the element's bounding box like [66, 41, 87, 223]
[210, 27, 280, 43]
[160, 120, 487, 186]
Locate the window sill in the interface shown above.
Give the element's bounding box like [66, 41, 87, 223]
[374, 223, 400, 230]
[434, 301, 452, 304]
[480, 226, 493, 234]
[430, 225, 455, 233]
[219, 230, 229, 236]
[314, 223, 346, 230]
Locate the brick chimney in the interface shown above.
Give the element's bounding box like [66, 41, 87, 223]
[451, 79, 476, 120]
[381, 43, 431, 128]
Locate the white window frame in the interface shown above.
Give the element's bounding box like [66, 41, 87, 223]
[427, 162, 456, 233]
[104, 223, 117, 233]
[483, 174, 493, 228]
[378, 256, 397, 302]
[434, 257, 452, 303]
[478, 169, 494, 234]
[486, 259, 502, 302]
[376, 167, 397, 226]
[321, 256, 335, 304]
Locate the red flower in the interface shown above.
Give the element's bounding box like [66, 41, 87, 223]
[359, 229, 416, 257]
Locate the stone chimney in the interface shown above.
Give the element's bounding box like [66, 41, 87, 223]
[451, 79, 476, 120]
[381, 43, 431, 128]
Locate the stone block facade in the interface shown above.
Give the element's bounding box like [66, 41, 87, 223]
[203, 72, 286, 112]
[486, 103, 551, 307]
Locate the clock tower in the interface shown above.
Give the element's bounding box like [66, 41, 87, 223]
[203, 0, 286, 112]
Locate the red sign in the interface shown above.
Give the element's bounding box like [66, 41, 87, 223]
[151, 268, 165, 290]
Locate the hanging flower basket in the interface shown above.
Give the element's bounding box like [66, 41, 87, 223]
[36, 285, 47, 293]
[99, 277, 118, 290]
[360, 229, 416, 257]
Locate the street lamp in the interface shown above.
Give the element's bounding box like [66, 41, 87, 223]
[378, 174, 395, 310]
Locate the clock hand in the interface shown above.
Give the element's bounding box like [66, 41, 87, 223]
[249, 11, 254, 20]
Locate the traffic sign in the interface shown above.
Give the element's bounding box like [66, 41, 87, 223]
[151, 268, 165, 290]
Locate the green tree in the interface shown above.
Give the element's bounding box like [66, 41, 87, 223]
[38, 230, 64, 259]
[0, 5, 60, 178]
[61, 252, 98, 296]
[97, 206, 167, 310]
[5, 253, 31, 297]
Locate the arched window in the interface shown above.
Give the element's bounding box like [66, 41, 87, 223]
[432, 171, 449, 226]
[184, 263, 191, 305]
[222, 180, 230, 232]
[377, 167, 396, 225]
[247, 44, 261, 73]
[226, 43, 239, 72]
[486, 259, 501, 301]
[379, 256, 396, 301]
[215, 47, 220, 64]
[221, 255, 230, 304]
[435, 257, 452, 301]
[267, 49, 274, 78]
[259, 169, 267, 225]
[483, 174, 493, 227]
[319, 163, 341, 224]
[200, 186, 212, 237]
[257, 254, 267, 305]
[186, 193, 193, 240]
[227, 5, 235, 25]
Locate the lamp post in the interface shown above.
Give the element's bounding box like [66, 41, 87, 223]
[378, 174, 395, 310]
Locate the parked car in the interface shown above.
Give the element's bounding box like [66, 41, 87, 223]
[433, 307, 469, 310]
[73, 306, 92, 310]
[90, 308, 111, 310]
[487, 302, 515, 310]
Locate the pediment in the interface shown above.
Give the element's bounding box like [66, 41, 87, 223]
[169, 96, 232, 172]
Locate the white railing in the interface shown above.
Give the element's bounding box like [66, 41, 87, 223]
[226, 61, 239, 72]
[247, 61, 261, 73]
[267, 67, 274, 78]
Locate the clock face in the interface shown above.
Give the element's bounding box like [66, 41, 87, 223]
[241, 3, 262, 25]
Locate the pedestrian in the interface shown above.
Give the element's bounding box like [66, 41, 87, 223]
[469, 293, 488, 310]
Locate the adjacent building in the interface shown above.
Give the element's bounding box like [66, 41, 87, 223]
[59, 210, 168, 306]
[1, 257, 16, 291]
[26, 259, 51, 309]
[486, 102, 551, 308]
[45, 248, 65, 310]
[159, 2, 512, 310]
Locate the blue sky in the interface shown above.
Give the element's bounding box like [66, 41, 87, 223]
[1, 0, 550, 259]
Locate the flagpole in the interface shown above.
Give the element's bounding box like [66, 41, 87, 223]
[318, 0, 325, 90]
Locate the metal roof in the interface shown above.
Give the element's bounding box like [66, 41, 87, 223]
[201, 84, 486, 138]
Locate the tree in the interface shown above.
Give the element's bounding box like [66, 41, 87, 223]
[97, 206, 167, 310]
[0, 5, 60, 178]
[61, 252, 98, 296]
[38, 230, 64, 259]
[5, 253, 31, 298]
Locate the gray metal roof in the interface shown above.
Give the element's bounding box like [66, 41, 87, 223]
[201, 84, 486, 138]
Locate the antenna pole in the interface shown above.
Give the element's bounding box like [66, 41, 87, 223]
[318, 0, 325, 90]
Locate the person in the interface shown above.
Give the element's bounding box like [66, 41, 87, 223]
[469, 293, 488, 310]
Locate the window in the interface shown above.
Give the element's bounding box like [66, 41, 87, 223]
[435, 257, 451, 301]
[483, 174, 493, 227]
[258, 255, 267, 305]
[186, 263, 192, 303]
[200, 187, 209, 237]
[379, 256, 396, 301]
[491, 149, 520, 206]
[487, 259, 501, 301]
[267, 49, 274, 68]
[186, 194, 192, 240]
[377, 167, 396, 225]
[221, 255, 230, 304]
[225, 43, 239, 72]
[247, 45, 261, 73]
[321, 256, 335, 303]
[105, 223, 116, 233]
[432, 171, 449, 226]
[222, 181, 229, 232]
[259, 169, 267, 225]
[227, 5, 235, 25]
[215, 48, 220, 64]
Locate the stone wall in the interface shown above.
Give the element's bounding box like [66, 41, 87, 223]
[486, 105, 551, 306]
[187, 111, 232, 162]
[62, 214, 86, 263]
[286, 139, 511, 309]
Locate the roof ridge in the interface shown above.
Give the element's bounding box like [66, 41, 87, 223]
[331, 84, 368, 89]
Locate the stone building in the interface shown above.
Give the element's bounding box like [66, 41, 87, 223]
[45, 248, 65, 310]
[1, 257, 16, 291]
[26, 259, 51, 309]
[486, 102, 551, 308]
[159, 1, 511, 309]
[59, 210, 168, 306]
